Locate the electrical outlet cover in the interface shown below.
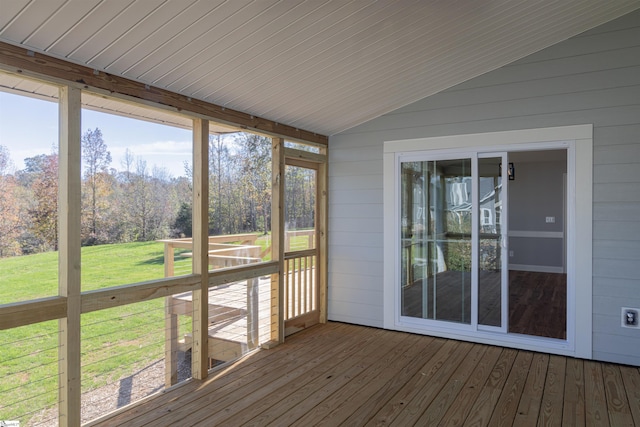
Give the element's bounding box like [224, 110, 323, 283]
[621, 307, 639, 328]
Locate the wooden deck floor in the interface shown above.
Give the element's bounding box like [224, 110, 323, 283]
[90, 322, 640, 427]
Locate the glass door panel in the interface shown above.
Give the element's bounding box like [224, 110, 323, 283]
[401, 158, 472, 324]
[478, 157, 504, 328]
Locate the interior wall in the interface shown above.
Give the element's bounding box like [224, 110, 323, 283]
[508, 159, 566, 271]
[328, 10, 640, 365]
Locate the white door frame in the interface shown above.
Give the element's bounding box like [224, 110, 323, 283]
[383, 125, 593, 359]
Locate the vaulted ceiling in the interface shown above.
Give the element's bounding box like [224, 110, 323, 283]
[1, 0, 639, 136]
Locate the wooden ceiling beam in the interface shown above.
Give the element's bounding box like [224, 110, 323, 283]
[0, 41, 328, 146]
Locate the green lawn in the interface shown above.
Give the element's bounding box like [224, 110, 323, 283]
[0, 232, 310, 424]
[0, 240, 193, 424]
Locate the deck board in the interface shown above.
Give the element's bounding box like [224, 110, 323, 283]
[89, 322, 640, 427]
[584, 360, 610, 427]
[538, 354, 567, 426]
[513, 352, 549, 426]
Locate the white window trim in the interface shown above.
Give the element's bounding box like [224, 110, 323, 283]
[383, 125, 593, 359]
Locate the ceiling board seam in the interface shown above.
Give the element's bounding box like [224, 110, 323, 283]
[226, 1, 481, 110]
[137, 0, 259, 83]
[0, 0, 33, 35]
[85, 0, 173, 65]
[117, 0, 231, 75]
[199, 0, 391, 101]
[261, 0, 544, 119]
[166, 0, 289, 91]
[22, 0, 70, 45]
[223, 0, 408, 111]
[186, 0, 336, 98]
[44, 0, 103, 52]
[66, 0, 139, 58]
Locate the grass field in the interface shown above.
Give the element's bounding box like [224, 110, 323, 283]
[0, 241, 186, 424]
[0, 233, 286, 425]
[0, 231, 315, 424]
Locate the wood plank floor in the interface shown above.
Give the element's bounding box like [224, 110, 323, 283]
[89, 322, 640, 427]
[402, 270, 567, 339]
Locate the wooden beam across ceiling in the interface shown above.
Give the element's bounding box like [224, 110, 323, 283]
[0, 41, 328, 146]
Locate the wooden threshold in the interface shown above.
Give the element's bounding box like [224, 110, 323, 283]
[88, 322, 640, 427]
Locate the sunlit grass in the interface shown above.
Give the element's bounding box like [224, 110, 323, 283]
[0, 241, 186, 424]
[0, 232, 312, 423]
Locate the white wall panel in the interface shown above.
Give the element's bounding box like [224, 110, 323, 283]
[328, 175, 383, 191]
[594, 203, 640, 221]
[329, 204, 382, 219]
[329, 218, 384, 233]
[331, 189, 383, 205]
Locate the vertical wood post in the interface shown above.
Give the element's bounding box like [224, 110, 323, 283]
[271, 138, 285, 343]
[318, 146, 328, 323]
[58, 85, 82, 427]
[192, 119, 209, 379]
[164, 241, 177, 386]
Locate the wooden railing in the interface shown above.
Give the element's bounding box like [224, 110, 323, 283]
[284, 229, 315, 252]
[284, 249, 317, 321]
[160, 234, 269, 386]
[159, 233, 261, 276]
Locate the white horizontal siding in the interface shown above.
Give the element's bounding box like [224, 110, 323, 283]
[327, 299, 383, 328]
[593, 221, 640, 241]
[328, 175, 383, 191]
[329, 217, 384, 233]
[329, 9, 640, 365]
[594, 163, 640, 183]
[593, 240, 640, 260]
[329, 204, 382, 219]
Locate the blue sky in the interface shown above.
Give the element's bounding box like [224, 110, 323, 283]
[0, 91, 193, 178]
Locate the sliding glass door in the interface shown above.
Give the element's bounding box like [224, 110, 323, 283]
[400, 157, 473, 324]
[386, 130, 586, 357]
[399, 153, 508, 331]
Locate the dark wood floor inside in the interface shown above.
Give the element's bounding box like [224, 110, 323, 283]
[509, 270, 566, 339]
[402, 270, 567, 339]
[90, 322, 640, 427]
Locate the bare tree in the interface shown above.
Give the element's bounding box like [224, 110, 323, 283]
[0, 146, 23, 256]
[81, 128, 112, 244]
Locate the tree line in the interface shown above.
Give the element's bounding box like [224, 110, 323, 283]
[0, 129, 316, 258]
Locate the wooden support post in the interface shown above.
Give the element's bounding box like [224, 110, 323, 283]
[58, 85, 82, 427]
[164, 241, 174, 277]
[247, 277, 259, 349]
[164, 241, 177, 386]
[270, 138, 285, 344]
[318, 147, 328, 323]
[191, 119, 209, 379]
[164, 307, 178, 387]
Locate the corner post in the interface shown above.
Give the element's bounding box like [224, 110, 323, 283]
[192, 119, 209, 378]
[58, 85, 82, 427]
[318, 146, 328, 323]
[270, 138, 285, 344]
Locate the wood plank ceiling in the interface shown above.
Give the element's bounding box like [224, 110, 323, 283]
[1, 0, 639, 136]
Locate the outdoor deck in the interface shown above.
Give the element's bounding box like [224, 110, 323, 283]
[90, 322, 640, 427]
